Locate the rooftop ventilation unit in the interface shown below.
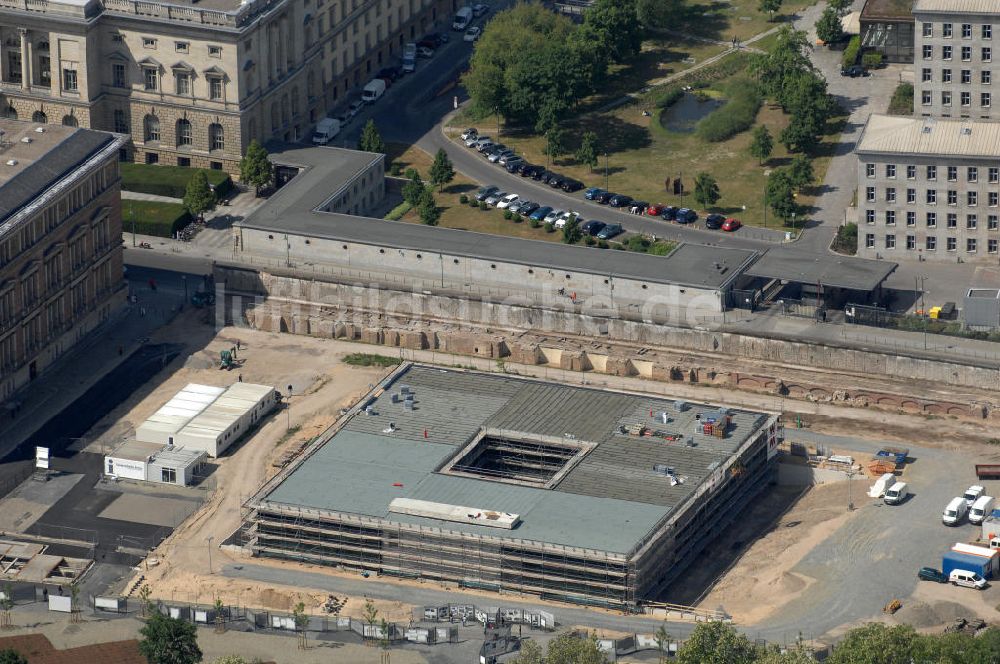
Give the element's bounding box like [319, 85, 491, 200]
[962, 127, 973, 135]
[675, 400, 688, 412]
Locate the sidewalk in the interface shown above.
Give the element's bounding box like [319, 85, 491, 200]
[122, 191, 181, 204]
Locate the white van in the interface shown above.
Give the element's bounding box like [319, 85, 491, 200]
[452, 6, 473, 30]
[884, 482, 909, 505]
[943, 497, 968, 525]
[311, 118, 341, 145]
[964, 484, 985, 506]
[949, 569, 987, 589]
[362, 78, 387, 103]
[868, 472, 895, 498]
[970, 495, 995, 524]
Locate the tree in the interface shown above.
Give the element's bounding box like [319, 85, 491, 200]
[138, 612, 203, 664]
[0, 650, 27, 664]
[210, 657, 251, 664]
[828, 0, 852, 15]
[183, 171, 217, 220]
[137, 584, 154, 618]
[750, 26, 814, 99]
[694, 172, 721, 208]
[826, 623, 916, 664]
[292, 601, 308, 649]
[816, 6, 844, 44]
[239, 140, 272, 197]
[417, 188, 440, 226]
[545, 127, 567, 163]
[562, 214, 582, 244]
[357, 119, 386, 155]
[0, 584, 13, 628]
[363, 598, 379, 642]
[402, 171, 425, 207]
[654, 623, 671, 664]
[758, 0, 782, 21]
[546, 632, 607, 664]
[677, 622, 761, 664]
[575, 131, 599, 171]
[637, 0, 686, 29]
[510, 639, 545, 664]
[429, 148, 455, 191]
[581, 0, 641, 63]
[788, 154, 815, 190]
[765, 169, 798, 223]
[749, 125, 774, 165]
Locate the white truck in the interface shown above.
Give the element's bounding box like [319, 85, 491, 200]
[402, 43, 417, 73]
[311, 118, 341, 145]
[362, 78, 387, 103]
[452, 6, 473, 30]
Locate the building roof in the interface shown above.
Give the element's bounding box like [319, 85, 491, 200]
[857, 114, 1000, 158]
[236, 146, 760, 291]
[914, 0, 997, 15]
[0, 634, 145, 664]
[176, 383, 274, 442]
[136, 384, 226, 440]
[108, 439, 205, 466]
[260, 365, 774, 556]
[744, 248, 898, 291]
[0, 119, 118, 227]
[861, 0, 913, 21]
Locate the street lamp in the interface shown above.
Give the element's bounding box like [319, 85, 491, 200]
[286, 384, 293, 431]
[130, 202, 136, 247]
[206, 535, 214, 574]
[846, 468, 856, 511]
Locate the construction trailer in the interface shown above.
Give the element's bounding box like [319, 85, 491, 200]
[242, 364, 781, 610]
[104, 439, 207, 486]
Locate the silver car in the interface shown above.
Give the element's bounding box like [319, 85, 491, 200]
[484, 191, 507, 206]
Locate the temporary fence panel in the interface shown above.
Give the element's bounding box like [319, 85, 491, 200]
[271, 615, 296, 630]
[95, 596, 126, 612]
[48, 596, 72, 613]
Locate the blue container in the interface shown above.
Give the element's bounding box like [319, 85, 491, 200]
[942, 551, 991, 578]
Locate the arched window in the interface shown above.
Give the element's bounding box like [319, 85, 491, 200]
[62, 115, 78, 127]
[306, 70, 315, 99]
[144, 114, 160, 142]
[208, 123, 224, 151]
[247, 117, 257, 142]
[176, 118, 192, 146]
[4, 106, 17, 120]
[32, 110, 46, 123]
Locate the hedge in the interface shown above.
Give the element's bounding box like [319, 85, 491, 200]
[384, 201, 412, 220]
[696, 78, 762, 142]
[842, 35, 861, 68]
[121, 163, 233, 200]
[123, 200, 191, 238]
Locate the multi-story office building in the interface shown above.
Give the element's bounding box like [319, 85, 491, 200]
[856, 114, 1000, 263]
[0, 0, 453, 173]
[913, 0, 998, 120]
[0, 118, 127, 400]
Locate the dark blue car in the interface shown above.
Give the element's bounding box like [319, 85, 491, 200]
[584, 187, 606, 200]
[530, 206, 553, 221]
[676, 208, 697, 223]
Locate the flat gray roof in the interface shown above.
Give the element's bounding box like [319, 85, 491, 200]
[857, 114, 1000, 159]
[744, 248, 897, 291]
[237, 146, 759, 291]
[261, 365, 773, 555]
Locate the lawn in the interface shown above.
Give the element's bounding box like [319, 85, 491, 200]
[122, 199, 191, 238]
[668, 0, 819, 44]
[120, 163, 232, 199]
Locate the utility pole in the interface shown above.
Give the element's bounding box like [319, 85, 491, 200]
[286, 384, 294, 431]
[846, 468, 856, 511]
[604, 152, 609, 190]
[130, 202, 136, 247]
[206, 535, 214, 574]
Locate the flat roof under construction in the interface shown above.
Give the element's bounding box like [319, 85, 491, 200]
[258, 365, 774, 555]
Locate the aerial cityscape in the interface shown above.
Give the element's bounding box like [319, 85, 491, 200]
[0, 0, 998, 661]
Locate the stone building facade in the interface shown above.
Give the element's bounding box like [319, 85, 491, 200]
[913, 0, 999, 120]
[0, 0, 455, 174]
[856, 114, 1000, 263]
[0, 119, 129, 400]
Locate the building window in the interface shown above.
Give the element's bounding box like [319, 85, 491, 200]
[943, 45, 953, 60]
[969, 166, 979, 182]
[926, 189, 937, 204]
[208, 45, 222, 57]
[906, 235, 916, 250]
[866, 163, 876, 178]
[962, 46, 972, 61]
[984, 47, 993, 62]
[968, 238, 978, 252]
[62, 68, 78, 91]
[209, 77, 224, 100]
[991, 215, 999, 229]
[926, 236, 937, 250]
[907, 188, 916, 203]
[947, 237, 957, 251]
[175, 41, 189, 53]
[866, 186, 876, 202]
[983, 92, 992, 107]
[961, 91, 972, 106]
[209, 123, 224, 151]
[943, 68, 953, 82]
[885, 234, 896, 249]
[885, 210, 896, 225]
[146, 152, 159, 164]
[175, 72, 191, 95]
[963, 23, 972, 38]
[885, 164, 896, 178]
[176, 119, 192, 146]
[986, 24, 994, 39]
[113, 109, 128, 133]
[948, 190, 958, 205]
[968, 191, 979, 206]
[990, 239, 999, 253]
[178, 156, 191, 167]
[962, 69, 972, 84]
[112, 63, 127, 88]
[922, 68, 932, 82]
[928, 211, 938, 227]
[947, 213, 958, 228]
[865, 233, 875, 249]
[943, 23, 953, 37]
[968, 214, 978, 228]
[907, 211, 916, 226]
[923, 45, 933, 59]
[111, 33, 124, 43]
[865, 209, 875, 224]
[31, 110, 46, 123]
[948, 166, 958, 181]
[143, 67, 157, 91]
[143, 37, 156, 48]
[991, 192, 999, 207]
[984, 71, 992, 85]
[942, 91, 952, 106]
[922, 90, 932, 105]
[906, 165, 916, 179]
[161, 467, 177, 483]
[922, 22, 932, 37]
[886, 187, 896, 203]
[144, 114, 160, 142]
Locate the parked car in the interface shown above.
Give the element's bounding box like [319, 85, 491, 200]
[471, 136, 493, 150]
[485, 143, 507, 156]
[417, 45, 435, 58]
[917, 567, 948, 583]
[348, 100, 365, 118]
[376, 67, 401, 84]
[517, 202, 540, 216]
[546, 173, 566, 188]
[517, 163, 539, 176]
[676, 208, 697, 223]
[466, 134, 488, 147]
[473, 3, 489, 17]
[508, 199, 531, 214]
[496, 193, 520, 209]
[504, 158, 524, 173]
[561, 179, 583, 192]
[646, 204, 666, 216]
[543, 209, 565, 224]
[660, 206, 679, 221]
[475, 185, 499, 202]
[461, 128, 478, 141]
[595, 191, 616, 204]
[484, 191, 507, 206]
[417, 38, 441, 50]
[500, 154, 521, 167]
[581, 220, 606, 236]
[597, 223, 623, 239]
[488, 149, 514, 164]
[554, 211, 578, 229]
[841, 65, 868, 77]
[950, 569, 988, 589]
[584, 187, 606, 200]
[964, 485, 986, 506]
[464, 26, 482, 42]
[530, 168, 548, 181]
[631, 201, 649, 214]
[335, 111, 351, 125]
[529, 206, 553, 221]
[705, 213, 726, 230]
[475, 139, 496, 153]
[943, 497, 968, 526]
[722, 217, 742, 232]
[608, 194, 633, 208]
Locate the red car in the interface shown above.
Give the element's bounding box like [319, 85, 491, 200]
[722, 218, 742, 232]
[646, 204, 666, 216]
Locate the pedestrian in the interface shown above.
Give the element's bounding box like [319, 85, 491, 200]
[236, 339, 241, 350]
[238, 374, 243, 382]
[148, 278, 156, 291]
[231, 346, 237, 360]
[140, 307, 146, 317]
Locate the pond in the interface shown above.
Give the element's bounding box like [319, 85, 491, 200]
[659, 93, 725, 134]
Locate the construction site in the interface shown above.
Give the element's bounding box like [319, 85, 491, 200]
[241, 364, 781, 610]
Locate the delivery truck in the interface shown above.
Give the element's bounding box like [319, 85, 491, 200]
[311, 118, 341, 145]
[362, 78, 387, 103]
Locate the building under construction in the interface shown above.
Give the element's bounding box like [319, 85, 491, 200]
[243, 365, 781, 610]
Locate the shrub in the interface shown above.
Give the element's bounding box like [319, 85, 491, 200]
[696, 78, 762, 142]
[469, 198, 479, 207]
[513, 214, 523, 223]
[403, 167, 419, 180]
[842, 35, 861, 68]
[887, 83, 913, 115]
[584, 235, 596, 246]
[597, 240, 609, 249]
[503, 210, 512, 220]
[832, 222, 858, 254]
[544, 222, 555, 233]
[459, 194, 469, 204]
[389, 162, 403, 176]
[529, 218, 541, 228]
[343, 353, 401, 367]
[861, 51, 883, 69]
[123, 200, 191, 238]
[384, 201, 412, 221]
[654, 86, 684, 109]
[121, 163, 232, 200]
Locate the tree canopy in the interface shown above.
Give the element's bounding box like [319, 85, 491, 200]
[239, 140, 272, 196]
[694, 172, 721, 208]
[358, 119, 386, 155]
[429, 148, 455, 191]
[418, 189, 440, 226]
[511, 632, 607, 664]
[182, 171, 216, 219]
[749, 125, 774, 165]
[138, 612, 203, 664]
[0, 650, 27, 664]
[816, 6, 845, 44]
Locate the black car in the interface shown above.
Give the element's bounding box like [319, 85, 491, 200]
[517, 163, 538, 177]
[631, 200, 649, 214]
[581, 220, 607, 236]
[597, 223, 623, 239]
[660, 206, 678, 221]
[841, 65, 867, 77]
[504, 158, 524, 173]
[517, 202, 540, 216]
[419, 33, 447, 48]
[608, 194, 633, 208]
[918, 567, 948, 583]
[560, 179, 583, 192]
[596, 191, 617, 204]
[547, 173, 566, 188]
[705, 213, 726, 229]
